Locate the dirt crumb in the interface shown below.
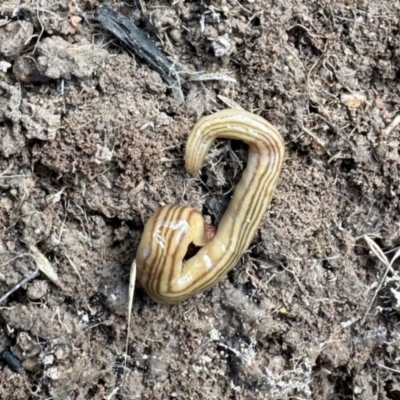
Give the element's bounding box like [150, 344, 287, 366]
[37, 36, 108, 80]
[0, 20, 33, 59]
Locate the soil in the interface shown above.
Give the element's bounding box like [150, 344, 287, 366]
[0, 1, 399, 399]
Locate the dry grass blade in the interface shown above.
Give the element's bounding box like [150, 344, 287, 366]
[383, 114, 400, 136]
[63, 251, 82, 282]
[192, 72, 237, 84]
[377, 363, 400, 374]
[361, 236, 399, 324]
[124, 259, 137, 378]
[217, 95, 244, 110]
[364, 235, 389, 267]
[389, 246, 400, 266]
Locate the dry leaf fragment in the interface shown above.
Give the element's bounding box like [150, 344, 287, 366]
[341, 93, 366, 109]
[29, 244, 64, 289]
[69, 15, 82, 28]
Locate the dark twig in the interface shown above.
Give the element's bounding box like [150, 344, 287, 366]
[0, 350, 21, 373]
[98, 5, 181, 88]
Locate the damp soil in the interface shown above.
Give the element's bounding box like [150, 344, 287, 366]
[0, 1, 400, 399]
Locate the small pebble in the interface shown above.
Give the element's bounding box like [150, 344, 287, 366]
[13, 56, 48, 83]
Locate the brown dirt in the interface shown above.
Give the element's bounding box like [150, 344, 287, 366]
[1, 1, 399, 399]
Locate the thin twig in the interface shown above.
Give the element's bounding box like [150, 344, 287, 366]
[0, 267, 39, 303]
[33, 0, 45, 54]
[377, 363, 400, 374]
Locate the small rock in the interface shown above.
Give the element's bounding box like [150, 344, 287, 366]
[0, 60, 12, 72]
[13, 56, 49, 83]
[54, 342, 70, 360]
[46, 366, 62, 380]
[22, 357, 42, 373]
[211, 34, 235, 57]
